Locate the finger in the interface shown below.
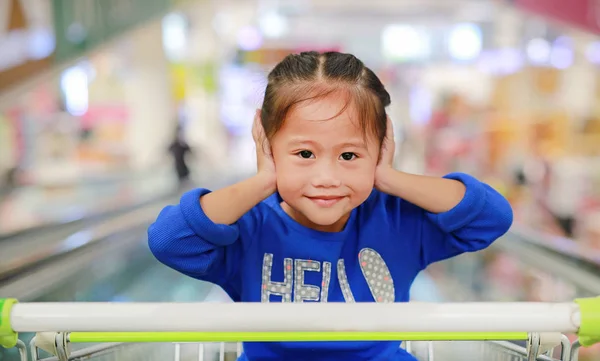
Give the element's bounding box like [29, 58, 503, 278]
[255, 109, 261, 123]
[386, 115, 394, 141]
[252, 109, 259, 128]
[252, 109, 262, 140]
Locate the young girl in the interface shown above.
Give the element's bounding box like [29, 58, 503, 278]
[148, 51, 513, 361]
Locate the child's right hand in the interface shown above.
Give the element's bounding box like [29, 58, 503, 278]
[252, 110, 277, 190]
[194, 110, 276, 226]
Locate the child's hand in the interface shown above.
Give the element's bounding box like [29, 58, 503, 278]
[252, 110, 277, 189]
[375, 116, 395, 191]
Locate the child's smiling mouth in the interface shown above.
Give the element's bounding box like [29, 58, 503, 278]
[306, 195, 346, 207]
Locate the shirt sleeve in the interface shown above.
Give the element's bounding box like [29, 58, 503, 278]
[385, 172, 513, 269]
[147, 188, 262, 301]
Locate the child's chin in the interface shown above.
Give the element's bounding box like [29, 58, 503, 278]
[308, 213, 345, 227]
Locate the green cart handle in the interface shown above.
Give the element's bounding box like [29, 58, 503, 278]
[0, 299, 17, 348]
[68, 331, 530, 343]
[576, 297, 600, 346]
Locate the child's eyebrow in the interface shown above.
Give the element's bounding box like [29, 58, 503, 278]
[338, 141, 367, 149]
[288, 138, 366, 149]
[288, 138, 317, 147]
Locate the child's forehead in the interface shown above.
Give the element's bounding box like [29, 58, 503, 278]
[278, 114, 373, 150]
[275, 92, 379, 146]
[289, 94, 356, 122]
[282, 109, 362, 138]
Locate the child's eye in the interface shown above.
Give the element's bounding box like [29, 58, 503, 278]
[340, 152, 357, 161]
[297, 150, 314, 159]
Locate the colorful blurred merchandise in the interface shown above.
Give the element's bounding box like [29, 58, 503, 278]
[238, 45, 342, 67]
[580, 117, 600, 156]
[420, 55, 600, 248]
[76, 105, 130, 170]
[581, 212, 600, 250]
[238, 48, 294, 66]
[530, 67, 561, 95]
[170, 63, 188, 102]
[0, 113, 18, 178]
[193, 62, 219, 94]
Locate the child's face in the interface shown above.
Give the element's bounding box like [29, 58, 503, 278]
[271, 94, 380, 232]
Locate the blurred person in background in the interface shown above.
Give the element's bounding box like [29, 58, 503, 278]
[0, 166, 19, 197]
[168, 124, 193, 189]
[545, 155, 587, 238]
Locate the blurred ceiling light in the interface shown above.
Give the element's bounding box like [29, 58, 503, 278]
[381, 24, 430, 62]
[477, 48, 523, 75]
[0, 27, 55, 72]
[237, 26, 263, 51]
[448, 23, 482, 61]
[526, 38, 550, 65]
[61, 66, 89, 117]
[162, 12, 188, 62]
[259, 11, 289, 39]
[28, 27, 55, 60]
[550, 36, 573, 69]
[409, 85, 432, 125]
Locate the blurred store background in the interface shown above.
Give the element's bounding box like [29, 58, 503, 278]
[2, 0, 600, 360]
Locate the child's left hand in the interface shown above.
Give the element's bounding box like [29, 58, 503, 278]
[374, 116, 395, 191]
[373, 117, 466, 211]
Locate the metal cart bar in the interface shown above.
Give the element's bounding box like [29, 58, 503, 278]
[1, 301, 586, 333]
[1, 297, 599, 361]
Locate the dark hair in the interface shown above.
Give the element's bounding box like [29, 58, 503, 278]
[260, 51, 391, 144]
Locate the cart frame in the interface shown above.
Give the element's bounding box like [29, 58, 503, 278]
[1, 297, 599, 361]
[28, 331, 579, 361]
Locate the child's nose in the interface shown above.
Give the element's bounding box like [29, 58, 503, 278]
[311, 163, 342, 188]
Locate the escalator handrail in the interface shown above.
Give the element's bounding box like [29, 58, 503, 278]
[0, 192, 175, 285]
[509, 224, 600, 269]
[0, 190, 174, 242]
[504, 227, 600, 295]
[0, 172, 249, 286]
[495, 234, 600, 295]
[0, 171, 174, 241]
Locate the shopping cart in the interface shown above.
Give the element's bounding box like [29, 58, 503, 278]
[1, 297, 599, 361]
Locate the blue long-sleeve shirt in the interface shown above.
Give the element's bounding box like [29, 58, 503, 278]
[148, 172, 513, 361]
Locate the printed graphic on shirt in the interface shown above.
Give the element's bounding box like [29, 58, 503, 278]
[359, 248, 395, 303]
[337, 259, 355, 303]
[261, 253, 293, 302]
[294, 259, 321, 302]
[261, 248, 394, 303]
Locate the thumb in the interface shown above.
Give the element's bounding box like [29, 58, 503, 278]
[385, 116, 394, 142]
